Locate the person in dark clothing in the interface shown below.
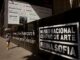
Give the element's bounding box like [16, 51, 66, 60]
[5, 33, 12, 50]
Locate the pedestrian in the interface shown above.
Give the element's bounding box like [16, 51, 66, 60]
[5, 33, 12, 50]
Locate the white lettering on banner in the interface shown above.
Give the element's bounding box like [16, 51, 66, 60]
[60, 34, 71, 41]
[54, 34, 59, 40]
[54, 44, 76, 56]
[51, 27, 75, 34]
[40, 27, 76, 42]
[40, 42, 76, 57]
[39, 22, 79, 60]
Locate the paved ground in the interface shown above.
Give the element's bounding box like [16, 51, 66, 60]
[0, 37, 32, 60]
[0, 37, 68, 60]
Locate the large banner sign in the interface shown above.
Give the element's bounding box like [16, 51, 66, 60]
[8, 1, 52, 24]
[39, 22, 79, 60]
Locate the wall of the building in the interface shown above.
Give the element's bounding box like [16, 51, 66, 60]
[53, 0, 79, 15]
[2, 0, 80, 28]
[0, 2, 4, 36]
[4, 0, 8, 28]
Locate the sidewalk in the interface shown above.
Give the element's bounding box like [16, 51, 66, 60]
[0, 37, 32, 60]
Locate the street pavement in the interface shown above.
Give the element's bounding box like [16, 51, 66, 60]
[0, 37, 32, 60]
[0, 37, 66, 60]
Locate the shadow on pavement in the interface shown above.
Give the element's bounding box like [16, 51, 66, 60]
[11, 39, 69, 60]
[23, 54, 46, 60]
[9, 45, 19, 50]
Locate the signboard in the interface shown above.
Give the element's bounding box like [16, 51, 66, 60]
[8, 1, 52, 24]
[39, 22, 79, 60]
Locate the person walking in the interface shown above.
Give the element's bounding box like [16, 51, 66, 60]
[5, 33, 12, 50]
[4, 28, 13, 50]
